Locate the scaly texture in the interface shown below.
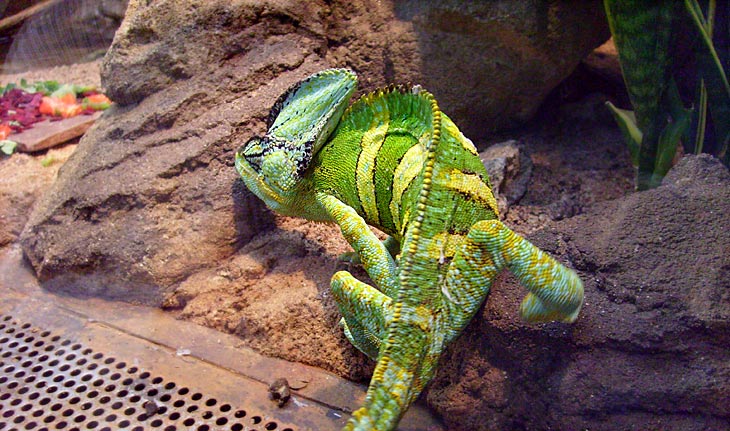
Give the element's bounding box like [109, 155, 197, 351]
[235, 69, 584, 431]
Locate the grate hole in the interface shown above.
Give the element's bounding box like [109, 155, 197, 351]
[0, 317, 296, 431]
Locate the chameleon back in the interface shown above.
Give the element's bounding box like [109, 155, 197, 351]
[311, 86, 499, 242]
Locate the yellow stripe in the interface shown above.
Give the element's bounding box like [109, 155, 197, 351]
[446, 169, 499, 215]
[444, 117, 478, 155]
[390, 143, 426, 232]
[356, 121, 389, 225]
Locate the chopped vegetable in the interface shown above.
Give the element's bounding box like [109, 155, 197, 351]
[41, 155, 57, 167]
[0, 124, 11, 140]
[0, 80, 112, 151]
[0, 140, 17, 155]
[82, 94, 112, 111]
[39, 96, 83, 118]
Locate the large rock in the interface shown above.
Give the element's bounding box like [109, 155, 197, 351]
[427, 154, 730, 430]
[21, 0, 608, 304]
[101, 0, 609, 133]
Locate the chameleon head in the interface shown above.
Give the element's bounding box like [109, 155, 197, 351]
[235, 68, 358, 214]
[235, 135, 303, 212]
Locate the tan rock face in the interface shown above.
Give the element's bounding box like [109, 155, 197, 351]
[103, 0, 609, 134]
[21, 0, 608, 303]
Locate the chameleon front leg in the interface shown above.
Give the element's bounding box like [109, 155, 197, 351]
[331, 270, 392, 360]
[339, 236, 401, 265]
[316, 193, 399, 298]
[466, 219, 584, 323]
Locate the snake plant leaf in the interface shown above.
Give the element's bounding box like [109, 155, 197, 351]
[685, 0, 730, 165]
[606, 101, 642, 166]
[604, 0, 676, 189]
[655, 112, 691, 182]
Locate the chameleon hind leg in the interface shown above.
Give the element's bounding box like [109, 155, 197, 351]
[316, 193, 399, 297]
[466, 219, 583, 323]
[331, 271, 392, 360]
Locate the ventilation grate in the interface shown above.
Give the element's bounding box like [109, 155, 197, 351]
[0, 314, 293, 431]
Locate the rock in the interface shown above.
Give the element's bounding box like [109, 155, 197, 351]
[385, 1, 609, 139]
[582, 37, 622, 88]
[103, 0, 608, 135]
[21, 0, 609, 303]
[480, 140, 533, 214]
[427, 154, 730, 430]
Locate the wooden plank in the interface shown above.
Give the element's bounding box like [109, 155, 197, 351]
[14, 111, 102, 152]
[0, 0, 59, 34]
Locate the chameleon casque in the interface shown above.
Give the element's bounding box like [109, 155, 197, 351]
[235, 69, 584, 431]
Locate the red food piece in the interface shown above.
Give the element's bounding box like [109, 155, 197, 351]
[0, 88, 44, 133]
[0, 123, 11, 140]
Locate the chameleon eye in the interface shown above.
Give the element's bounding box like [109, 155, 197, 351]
[237, 136, 265, 173]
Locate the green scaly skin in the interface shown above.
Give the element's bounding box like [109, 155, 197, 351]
[236, 69, 584, 431]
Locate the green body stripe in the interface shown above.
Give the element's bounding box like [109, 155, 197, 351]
[356, 121, 389, 225]
[312, 128, 365, 215]
[445, 169, 499, 216]
[373, 133, 414, 234]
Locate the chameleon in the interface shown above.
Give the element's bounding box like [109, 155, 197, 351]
[235, 69, 584, 431]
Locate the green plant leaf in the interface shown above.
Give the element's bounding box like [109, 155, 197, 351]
[0, 140, 17, 155]
[685, 0, 730, 163]
[655, 115, 690, 181]
[606, 101, 642, 166]
[689, 79, 708, 154]
[685, 0, 729, 96]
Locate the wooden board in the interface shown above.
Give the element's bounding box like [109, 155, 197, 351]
[14, 111, 102, 153]
[0, 0, 60, 33]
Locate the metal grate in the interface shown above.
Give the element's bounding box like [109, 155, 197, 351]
[0, 314, 293, 431]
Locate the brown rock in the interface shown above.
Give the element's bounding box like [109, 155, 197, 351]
[427, 154, 730, 430]
[21, 0, 609, 303]
[480, 140, 533, 214]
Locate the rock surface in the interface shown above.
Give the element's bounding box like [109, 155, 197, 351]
[427, 154, 730, 430]
[480, 140, 533, 214]
[21, 0, 609, 304]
